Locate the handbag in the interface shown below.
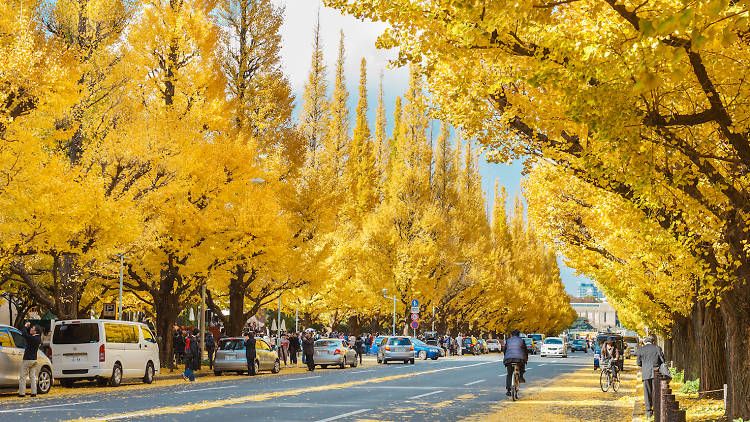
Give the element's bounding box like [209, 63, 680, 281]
[659, 362, 672, 378]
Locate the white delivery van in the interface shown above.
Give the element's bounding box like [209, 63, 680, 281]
[51, 320, 160, 387]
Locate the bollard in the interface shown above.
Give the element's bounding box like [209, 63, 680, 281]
[661, 378, 672, 422]
[675, 409, 686, 422]
[653, 367, 662, 422]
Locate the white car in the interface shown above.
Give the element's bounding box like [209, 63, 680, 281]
[540, 337, 568, 358]
[51, 319, 160, 387]
[0, 324, 54, 394]
[486, 339, 502, 352]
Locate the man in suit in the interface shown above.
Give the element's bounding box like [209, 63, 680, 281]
[244, 331, 257, 376]
[635, 335, 666, 418]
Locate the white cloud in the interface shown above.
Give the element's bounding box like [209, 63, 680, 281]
[275, 0, 408, 102]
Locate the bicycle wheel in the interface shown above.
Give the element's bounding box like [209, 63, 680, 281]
[611, 372, 621, 392]
[512, 371, 520, 401]
[599, 369, 610, 392]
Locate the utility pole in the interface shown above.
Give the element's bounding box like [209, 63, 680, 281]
[295, 306, 299, 333]
[382, 289, 396, 336]
[118, 254, 124, 320]
[277, 295, 282, 348]
[432, 306, 436, 332]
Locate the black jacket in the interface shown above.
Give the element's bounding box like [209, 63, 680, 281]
[289, 335, 300, 352]
[21, 327, 41, 361]
[184, 335, 200, 369]
[302, 336, 315, 355]
[245, 335, 256, 361]
[354, 338, 364, 353]
[205, 334, 215, 350]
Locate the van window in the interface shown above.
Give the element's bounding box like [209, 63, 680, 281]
[10, 331, 26, 348]
[105, 323, 139, 344]
[123, 325, 139, 343]
[0, 330, 12, 347]
[219, 339, 245, 351]
[142, 327, 157, 343]
[53, 323, 100, 344]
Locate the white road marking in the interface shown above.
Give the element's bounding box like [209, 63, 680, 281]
[498, 373, 507, 377]
[464, 379, 485, 386]
[0, 401, 98, 413]
[175, 386, 233, 394]
[408, 390, 444, 400]
[315, 408, 371, 422]
[538, 363, 546, 367]
[281, 375, 321, 382]
[351, 369, 376, 374]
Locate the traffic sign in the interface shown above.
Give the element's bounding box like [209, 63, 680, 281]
[411, 299, 419, 307]
[411, 313, 419, 321]
[410, 321, 419, 330]
[411, 306, 420, 313]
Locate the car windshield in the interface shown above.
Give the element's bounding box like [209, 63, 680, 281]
[53, 323, 99, 344]
[624, 337, 638, 343]
[315, 340, 340, 347]
[219, 339, 245, 351]
[388, 337, 411, 346]
[573, 340, 585, 344]
[544, 338, 563, 344]
[412, 339, 425, 346]
[531, 334, 543, 341]
[524, 338, 532, 344]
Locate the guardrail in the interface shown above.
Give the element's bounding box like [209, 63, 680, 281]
[653, 366, 686, 422]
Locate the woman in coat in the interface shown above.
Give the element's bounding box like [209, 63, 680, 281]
[302, 332, 315, 371]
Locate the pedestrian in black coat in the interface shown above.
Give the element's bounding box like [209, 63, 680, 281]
[245, 332, 257, 376]
[354, 337, 364, 364]
[288, 332, 300, 365]
[205, 332, 216, 369]
[302, 332, 315, 371]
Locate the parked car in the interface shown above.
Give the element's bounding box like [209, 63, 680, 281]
[0, 324, 54, 394]
[313, 339, 358, 369]
[462, 337, 479, 355]
[523, 337, 537, 355]
[540, 337, 567, 358]
[214, 337, 280, 375]
[369, 335, 387, 355]
[51, 320, 159, 387]
[623, 336, 639, 359]
[411, 338, 440, 360]
[486, 338, 502, 353]
[569, 339, 588, 352]
[377, 336, 415, 364]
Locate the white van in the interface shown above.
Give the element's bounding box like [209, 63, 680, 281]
[51, 319, 160, 387]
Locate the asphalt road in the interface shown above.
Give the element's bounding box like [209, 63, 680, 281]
[0, 353, 595, 421]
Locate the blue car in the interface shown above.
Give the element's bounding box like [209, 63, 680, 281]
[411, 338, 441, 360]
[369, 336, 388, 355]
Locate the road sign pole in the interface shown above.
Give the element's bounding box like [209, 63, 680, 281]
[392, 296, 396, 336]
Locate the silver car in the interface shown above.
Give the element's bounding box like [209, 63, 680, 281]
[313, 339, 358, 369]
[213, 337, 281, 375]
[0, 324, 53, 394]
[377, 336, 415, 364]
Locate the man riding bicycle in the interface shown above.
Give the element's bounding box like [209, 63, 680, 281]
[501, 329, 529, 397]
[602, 338, 621, 378]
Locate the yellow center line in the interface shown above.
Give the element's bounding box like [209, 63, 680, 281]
[71, 361, 494, 421]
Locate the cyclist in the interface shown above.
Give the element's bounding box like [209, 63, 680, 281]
[602, 338, 620, 378]
[501, 329, 529, 397]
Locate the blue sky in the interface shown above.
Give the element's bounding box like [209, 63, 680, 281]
[276, 0, 590, 295]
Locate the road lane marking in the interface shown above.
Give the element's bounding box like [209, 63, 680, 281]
[350, 370, 376, 374]
[464, 379, 485, 386]
[281, 375, 321, 382]
[78, 361, 494, 421]
[175, 386, 233, 394]
[538, 364, 546, 367]
[408, 390, 444, 400]
[0, 401, 98, 413]
[315, 408, 371, 421]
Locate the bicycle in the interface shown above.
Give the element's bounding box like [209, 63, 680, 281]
[510, 363, 521, 401]
[600, 359, 621, 392]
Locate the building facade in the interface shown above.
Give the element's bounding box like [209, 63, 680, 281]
[569, 296, 619, 331]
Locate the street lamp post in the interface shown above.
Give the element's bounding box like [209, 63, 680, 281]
[432, 306, 436, 332]
[277, 295, 282, 349]
[382, 289, 396, 336]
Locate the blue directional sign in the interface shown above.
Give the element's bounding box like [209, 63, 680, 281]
[411, 299, 419, 308]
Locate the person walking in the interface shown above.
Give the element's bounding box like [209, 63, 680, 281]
[280, 334, 290, 366]
[18, 322, 42, 397]
[174, 329, 185, 365]
[302, 332, 315, 371]
[354, 336, 364, 364]
[635, 335, 666, 419]
[288, 332, 300, 366]
[205, 331, 216, 370]
[182, 329, 199, 382]
[457, 334, 463, 356]
[244, 331, 257, 376]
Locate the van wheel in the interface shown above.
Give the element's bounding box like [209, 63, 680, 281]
[38, 367, 52, 394]
[60, 378, 75, 388]
[109, 363, 123, 387]
[143, 362, 155, 384]
[272, 360, 280, 374]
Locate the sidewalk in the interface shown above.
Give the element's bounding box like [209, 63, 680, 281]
[630, 372, 726, 421]
[463, 363, 637, 422]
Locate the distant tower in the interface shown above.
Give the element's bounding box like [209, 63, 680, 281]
[578, 282, 604, 299]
